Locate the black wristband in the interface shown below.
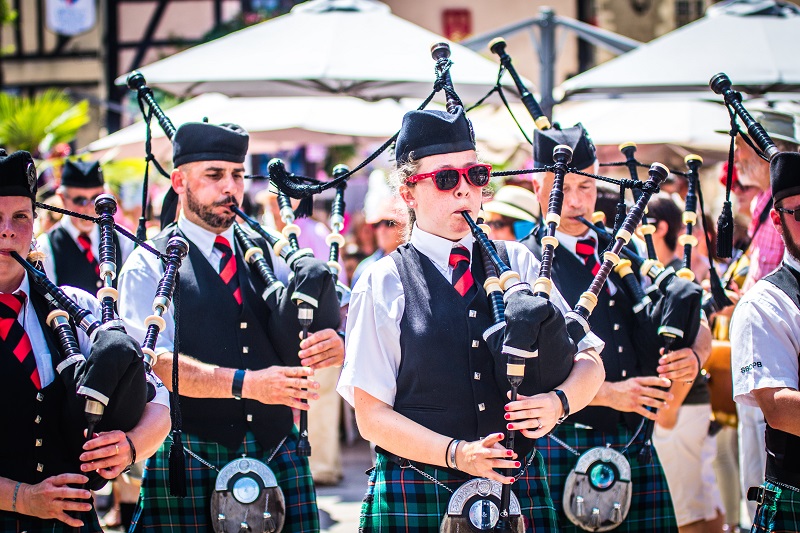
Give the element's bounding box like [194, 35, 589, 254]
[554, 389, 570, 424]
[125, 435, 136, 468]
[232, 369, 246, 400]
[444, 438, 456, 468]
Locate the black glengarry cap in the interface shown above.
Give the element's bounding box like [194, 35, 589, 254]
[395, 107, 475, 165]
[173, 122, 249, 167]
[534, 123, 597, 170]
[0, 150, 37, 200]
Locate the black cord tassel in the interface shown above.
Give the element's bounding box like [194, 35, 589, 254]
[168, 272, 186, 497]
[293, 196, 314, 219]
[716, 201, 734, 258]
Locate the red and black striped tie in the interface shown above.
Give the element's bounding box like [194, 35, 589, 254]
[449, 245, 475, 297]
[214, 236, 242, 305]
[0, 293, 40, 389]
[575, 237, 601, 277]
[77, 233, 100, 276]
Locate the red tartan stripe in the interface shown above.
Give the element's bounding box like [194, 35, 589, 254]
[219, 255, 237, 283]
[13, 334, 32, 361]
[30, 367, 41, 389]
[453, 272, 474, 296]
[232, 287, 242, 305]
[575, 243, 595, 257]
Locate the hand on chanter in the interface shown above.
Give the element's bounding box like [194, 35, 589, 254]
[657, 347, 698, 382]
[80, 429, 133, 479]
[602, 376, 673, 419]
[299, 328, 344, 369]
[243, 366, 319, 409]
[14, 474, 93, 527]
[455, 433, 520, 484]
[505, 390, 562, 439]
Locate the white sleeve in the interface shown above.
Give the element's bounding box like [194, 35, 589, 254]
[118, 246, 174, 356]
[506, 241, 605, 355]
[337, 256, 404, 407]
[731, 288, 800, 406]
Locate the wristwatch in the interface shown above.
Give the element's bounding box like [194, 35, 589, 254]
[232, 369, 246, 400]
[553, 389, 570, 424]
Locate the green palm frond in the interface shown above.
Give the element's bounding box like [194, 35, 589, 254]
[0, 89, 89, 154]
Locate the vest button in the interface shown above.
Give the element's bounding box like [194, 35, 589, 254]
[478, 403, 486, 411]
[35, 439, 42, 447]
[247, 414, 253, 422]
[34, 415, 42, 424]
[621, 370, 627, 377]
[613, 323, 620, 331]
[618, 346, 624, 353]
[240, 322, 248, 329]
[469, 310, 477, 318]
[36, 393, 44, 402]
[36, 463, 43, 472]
[243, 346, 249, 354]
[96, 280, 103, 289]
[609, 300, 615, 307]
[472, 340, 480, 348]
[474, 372, 481, 380]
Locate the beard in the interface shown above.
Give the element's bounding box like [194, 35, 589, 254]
[185, 186, 236, 230]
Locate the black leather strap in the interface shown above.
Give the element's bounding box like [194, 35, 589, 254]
[232, 369, 246, 400]
[554, 389, 570, 423]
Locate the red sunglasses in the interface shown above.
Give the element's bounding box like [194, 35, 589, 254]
[406, 164, 492, 191]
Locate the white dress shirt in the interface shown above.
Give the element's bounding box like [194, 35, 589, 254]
[118, 213, 235, 357]
[731, 251, 800, 407]
[337, 224, 605, 408]
[37, 216, 136, 284]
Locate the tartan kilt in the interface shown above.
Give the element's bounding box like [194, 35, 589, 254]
[537, 422, 677, 532]
[360, 448, 559, 532]
[130, 427, 319, 532]
[751, 481, 800, 533]
[0, 508, 102, 533]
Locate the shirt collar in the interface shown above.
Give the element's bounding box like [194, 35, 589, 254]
[410, 224, 475, 271]
[784, 250, 800, 273]
[177, 212, 236, 262]
[555, 227, 597, 257]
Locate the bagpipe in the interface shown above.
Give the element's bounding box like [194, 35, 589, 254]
[10, 202, 188, 490]
[710, 72, 780, 258]
[128, 71, 342, 466]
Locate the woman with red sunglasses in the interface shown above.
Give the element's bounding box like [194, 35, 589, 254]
[338, 107, 605, 532]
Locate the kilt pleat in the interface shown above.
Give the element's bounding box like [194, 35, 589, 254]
[0, 508, 102, 533]
[751, 481, 800, 533]
[359, 448, 559, 532]
[537, 423, 677, 532]
[129, 427, 319, 532]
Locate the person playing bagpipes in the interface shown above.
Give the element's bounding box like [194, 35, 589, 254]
[520, 125, 711, 532]
[117, 121, 344, 532]
[337, 102, 606, 532]
[37, 160, 135, 293]
[731, 151, 800, 533]
[0, 150, 171, 532]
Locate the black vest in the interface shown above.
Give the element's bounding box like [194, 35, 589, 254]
[0, 290, 86, 491]
[520, 228, 660, 431]
[47, 225, 123, 294]
[153, 224, 292, 451]
[762, 264, 800, 486]
[391, 242, 536, 457]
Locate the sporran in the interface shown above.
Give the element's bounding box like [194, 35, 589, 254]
[562, 446, 632, 532]
[210, 456, 286, 533]
[440, 478, 524, 532]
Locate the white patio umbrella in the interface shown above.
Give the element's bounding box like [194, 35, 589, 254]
[117, 0, 522, 104]
[561, 0, 800, 99]
[84, 93, 531, 164]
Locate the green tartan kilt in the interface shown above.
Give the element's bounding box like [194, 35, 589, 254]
[536, 422, 677, 532]
[0, 506, 102, 533]
[360, 448, 559, 532]
[130, 427, 319, 532]
[751, 481, 800, 533]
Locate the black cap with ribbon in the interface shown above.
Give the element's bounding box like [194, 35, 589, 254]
[534, 123, 597, 170]
[61, 160, 104, 189]
[395, 107, 476, 165]
[771, 151, 800, 205]
[0, 150, 37, 200]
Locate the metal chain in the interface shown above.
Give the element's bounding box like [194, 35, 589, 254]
[401, 446, 537, 492]
[548, 423, 643, 458]
[183, 436, 288, 473]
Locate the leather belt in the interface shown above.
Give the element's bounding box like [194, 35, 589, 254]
[374, 446, 465, 478]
